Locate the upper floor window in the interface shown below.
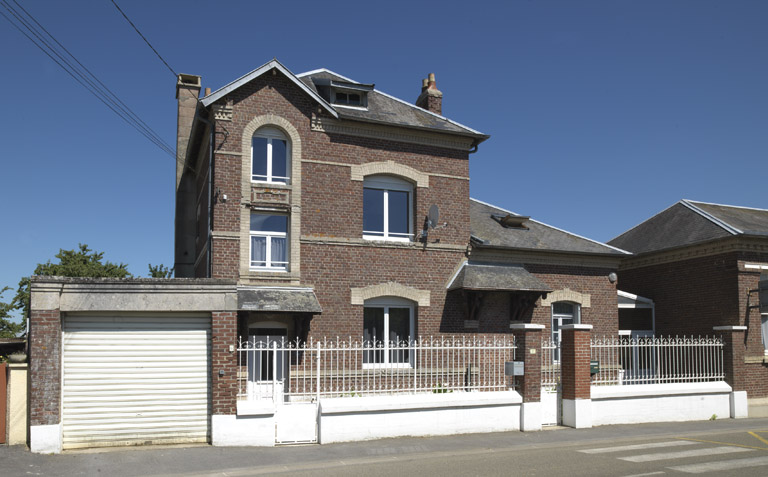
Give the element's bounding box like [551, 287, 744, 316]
[250, 213, 288, 271]
[363, 176, 413, 242]
[252, 127, 289, 184]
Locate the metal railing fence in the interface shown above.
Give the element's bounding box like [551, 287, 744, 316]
[541, 337, 560, 388]
[590, 336, 724, 385]
[237, 335, 516, 402]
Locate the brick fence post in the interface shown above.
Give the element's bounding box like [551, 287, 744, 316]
[561, 324, 593, 428]
[510, 324, 544, 431]
[713, 325, 748, 418]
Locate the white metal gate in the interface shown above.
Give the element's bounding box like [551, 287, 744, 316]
[541, 338, 561, 426]
[62, 314, 211, 449]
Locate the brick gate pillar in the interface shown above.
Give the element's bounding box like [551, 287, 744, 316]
[510, 324, 544, 431]
[561, 324, 592, 428]
[713, 325, 748, 418]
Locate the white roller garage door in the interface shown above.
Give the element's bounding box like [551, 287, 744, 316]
[62, 314, 211, 449]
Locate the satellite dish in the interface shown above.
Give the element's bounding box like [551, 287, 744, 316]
[428, 205, 440, 229]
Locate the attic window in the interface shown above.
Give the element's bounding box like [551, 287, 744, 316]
[492, 214, 530, 229]
[332, 89, 366, 107]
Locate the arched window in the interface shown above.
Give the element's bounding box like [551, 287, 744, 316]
[552, 301, 580, 361]
[363, 175, 413, 242]
[363, 296, 415, 366]
[252, 127, 290, 184]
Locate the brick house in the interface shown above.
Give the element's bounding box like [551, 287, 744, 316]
[608, 199, 768, 402]
[28, 59, 627, 452]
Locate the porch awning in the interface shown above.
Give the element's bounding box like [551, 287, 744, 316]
[237, 287, 322, 313]
[447, 263, 552, 293]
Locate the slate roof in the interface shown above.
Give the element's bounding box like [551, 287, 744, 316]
[200, 59, 488, 142]
[608, 200, 768, 255]
[470, 199, 628, 256]
[297, 69, 488, 141]
[447, 263, 552, 292]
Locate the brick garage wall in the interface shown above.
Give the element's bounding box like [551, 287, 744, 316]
[29, 309, 61, 426]
[618, 252, 741, 336]
[211, 311, 237, 415]
[528, 264, 619, 337]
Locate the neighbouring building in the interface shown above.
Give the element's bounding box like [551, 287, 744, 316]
[609, 199, 768, 401]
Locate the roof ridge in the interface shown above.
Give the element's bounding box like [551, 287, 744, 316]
[680, 199, 741, 235]
[685, 199, 768, 213]
[470, 197, 631, 255]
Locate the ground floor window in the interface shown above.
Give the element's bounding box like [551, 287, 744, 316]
[552, 301, 580, 362]
[363, 297, 415, 366]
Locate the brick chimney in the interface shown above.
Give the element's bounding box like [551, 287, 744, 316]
[415, 73, 442, 115]
[175, 73, 202, 190]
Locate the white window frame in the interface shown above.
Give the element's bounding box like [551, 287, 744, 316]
[249, 213, 289, 272]
[331, 88, 367, 108]
[251, 127, 290, 184]
[363, 296, 415, 368]
[363, 176, 414, 242]
[551, 301, 581, 362]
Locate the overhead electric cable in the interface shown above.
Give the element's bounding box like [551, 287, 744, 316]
[9, 0, 176, 155]
[0, 1, 196, 173]
[109, 0, 176, 77]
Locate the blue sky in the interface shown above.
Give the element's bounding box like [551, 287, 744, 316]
[1, 1, 766, 303]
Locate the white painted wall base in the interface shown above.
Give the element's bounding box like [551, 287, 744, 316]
[318, 391, 522, 444]
[30, 424, 62, 454]
[520, 402, 542, 431]
[730, 391, 748, 418]
[562, 399, 592, 428]
[591, 383, 732, 426]
[211, 414, 275, 447]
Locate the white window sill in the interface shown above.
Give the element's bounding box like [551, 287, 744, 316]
[249, 267, 289, 273]
[251, 180, 291, 188]
[362, 235, 412, 243]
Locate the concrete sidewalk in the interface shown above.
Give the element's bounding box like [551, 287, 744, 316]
[4, 418, 768, 477]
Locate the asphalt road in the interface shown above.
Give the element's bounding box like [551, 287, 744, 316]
[5, 418, 768, 476]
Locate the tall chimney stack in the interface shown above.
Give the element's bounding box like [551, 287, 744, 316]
[175, 74, 202, 190]
[415, 73, 442, 115]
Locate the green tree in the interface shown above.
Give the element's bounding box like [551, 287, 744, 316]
[0, 286, 23, 338]
[11, 244, 132, 335]
[148, 263, 173, 278]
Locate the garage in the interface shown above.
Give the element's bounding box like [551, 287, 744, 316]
[62, 313, 211, 449]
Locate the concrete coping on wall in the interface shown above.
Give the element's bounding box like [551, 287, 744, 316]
[713, 326, 748, 331]
[561, 324, 593, 331]
[236, 400, 276, 416]
[319, 391, 522, 414]
[509, 323, 545, 330]
[30, 276, 238, 312]
[591, 382, 732, 400]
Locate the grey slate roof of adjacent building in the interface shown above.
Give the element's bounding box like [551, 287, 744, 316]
[297, 69, 488, 141]
[608, 200, 768, 255]
[447, 263, 552, 292]
[470, 199, 629, 256]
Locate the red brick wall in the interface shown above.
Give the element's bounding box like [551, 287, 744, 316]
[618, 253, 741, 336]
[211, 311, 237, 415]
[561, 327, 591, 400]
[29, 309, 61, 426]
[529, 264, 618, 337]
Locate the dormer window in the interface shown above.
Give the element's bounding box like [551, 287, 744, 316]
[334, 91, 362, 106]
[311, 77, 374, 109]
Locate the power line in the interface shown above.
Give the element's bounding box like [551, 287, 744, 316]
[0, 1, 196, 174]
[109, 0, 176, 78]
[9, 0, 176, 156]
